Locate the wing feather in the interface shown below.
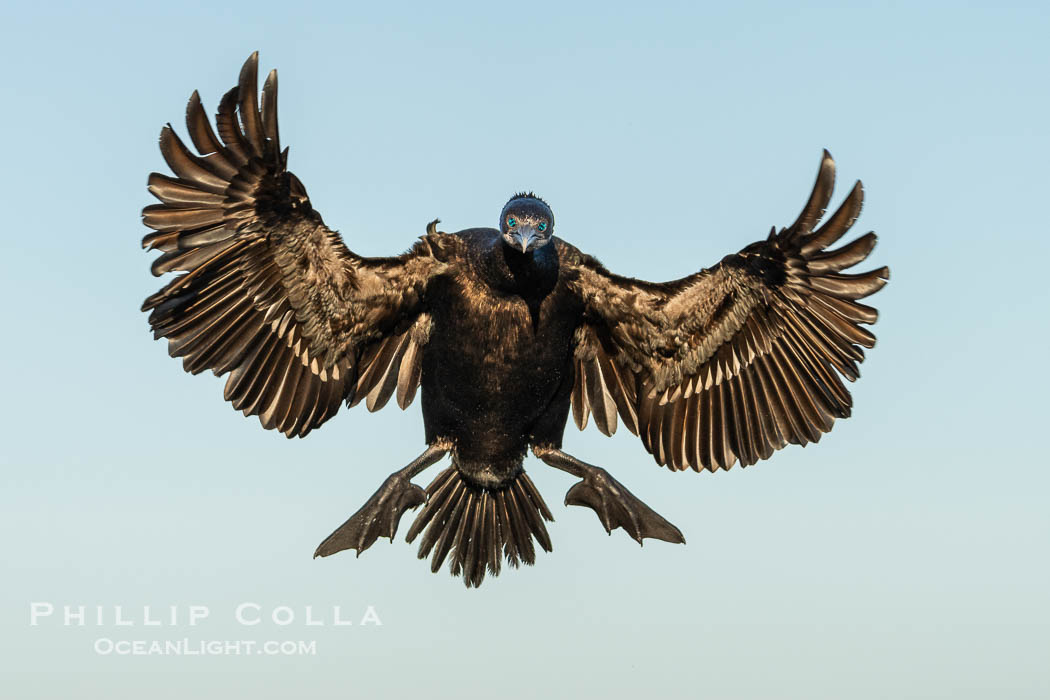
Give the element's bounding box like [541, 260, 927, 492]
[565, 151, 888, 471]
[141, 53, 456, 437]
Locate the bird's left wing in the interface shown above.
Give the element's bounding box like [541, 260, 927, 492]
[141, 53, 460, 437]
[564, 151, 889, 471]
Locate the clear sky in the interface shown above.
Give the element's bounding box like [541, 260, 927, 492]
[2, 1, 1048, 698]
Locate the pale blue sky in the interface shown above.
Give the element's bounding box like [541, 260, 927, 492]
[2, 1, 1048, 698]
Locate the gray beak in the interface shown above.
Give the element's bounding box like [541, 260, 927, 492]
[513, 228, 537, 253]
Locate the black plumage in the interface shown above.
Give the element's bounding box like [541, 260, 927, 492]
[141, 54, 889, 587]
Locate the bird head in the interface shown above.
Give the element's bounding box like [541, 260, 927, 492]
[500, 193, 554, 254]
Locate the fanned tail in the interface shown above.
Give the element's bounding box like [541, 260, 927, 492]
[405, 467, 553, 588]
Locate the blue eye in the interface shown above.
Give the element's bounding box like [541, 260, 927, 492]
[507, 217, 517, 228]
[538, 222, 547, 233]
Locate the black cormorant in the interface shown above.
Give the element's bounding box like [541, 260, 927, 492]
[141, 54, 889, 587]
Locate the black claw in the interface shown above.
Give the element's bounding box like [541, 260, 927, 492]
[314, 474, 427, 558]
[565, 468, 685, 545]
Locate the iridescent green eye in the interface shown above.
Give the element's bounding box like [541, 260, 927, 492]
[537, 222, 547, 233]
[507, 217, 517, 228]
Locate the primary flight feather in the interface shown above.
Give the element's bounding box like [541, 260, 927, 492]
[141, 53, 889, 587]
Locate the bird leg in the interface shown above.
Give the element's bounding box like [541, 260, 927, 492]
[314, 444, 448, 558]
[532, 445, 685, 545]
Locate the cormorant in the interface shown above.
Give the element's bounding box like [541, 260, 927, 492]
[141, 54, 889, 587]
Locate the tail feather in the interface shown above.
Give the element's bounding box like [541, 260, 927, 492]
[406, 466, 553, 587]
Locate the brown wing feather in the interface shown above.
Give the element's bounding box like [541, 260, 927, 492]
[566, 151, 888, 471]
[141, 53, 457, 437]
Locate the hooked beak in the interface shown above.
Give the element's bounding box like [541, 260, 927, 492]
[512, 227, 537, 253]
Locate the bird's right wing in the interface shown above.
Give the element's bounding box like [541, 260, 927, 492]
[141, 53, 462, 437]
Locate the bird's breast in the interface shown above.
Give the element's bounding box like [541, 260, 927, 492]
[419, 275, 577, 434]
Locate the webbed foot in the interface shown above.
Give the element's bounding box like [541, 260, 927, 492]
[565, 466, 684, 544]
[314, 474, 425, 557]
[532, 445, 685, 545]
[314, 444, 447, 558]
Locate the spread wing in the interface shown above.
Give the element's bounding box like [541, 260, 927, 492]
[565, 151, 889, 471]
[141, 53, 460, 437]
